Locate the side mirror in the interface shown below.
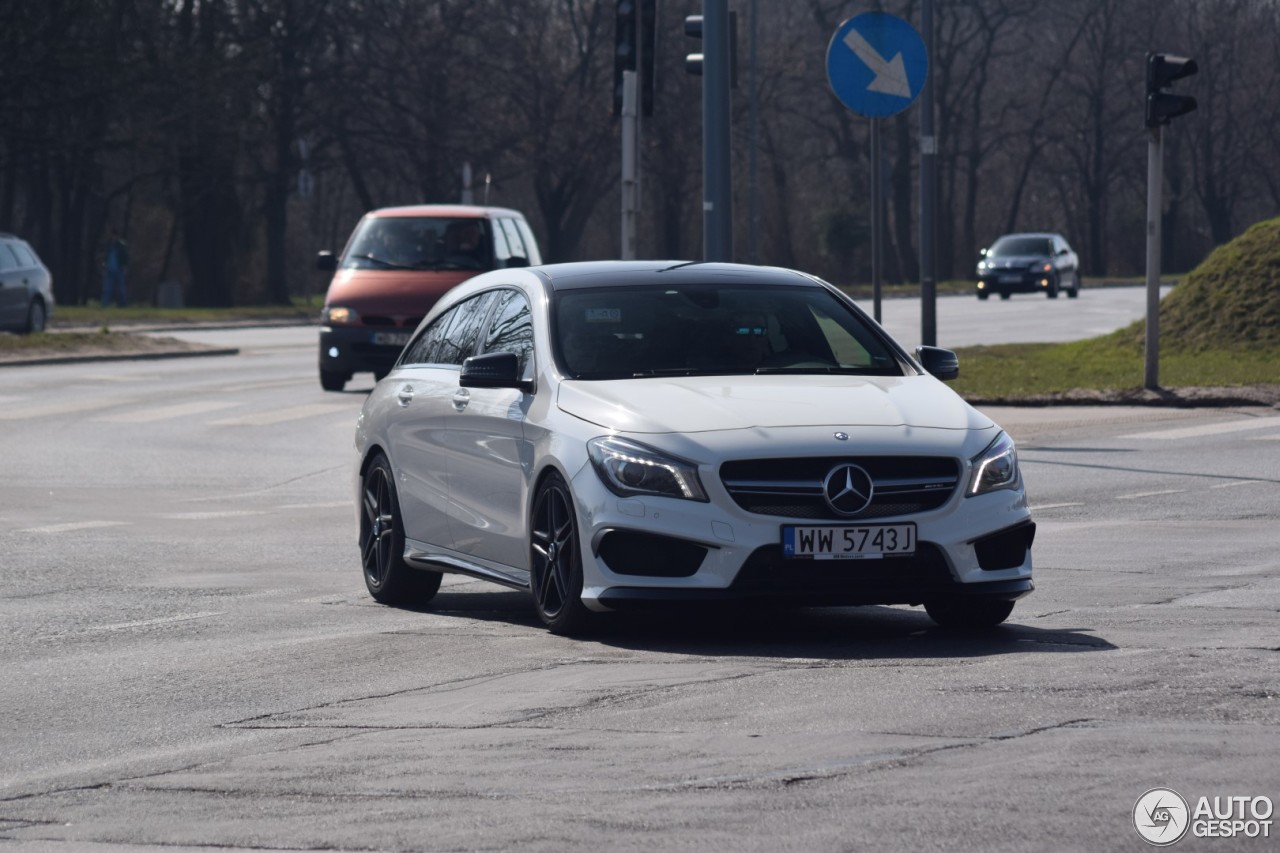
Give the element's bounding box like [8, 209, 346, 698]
[460, 351, 530, 391]
[916, 346, 959, 381]
[316, 251, 337, 272]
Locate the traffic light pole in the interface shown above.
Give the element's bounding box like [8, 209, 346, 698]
[620, 70, 638, 260]
[1144, 126, 1163, 390]
[702, 0, 733, 262]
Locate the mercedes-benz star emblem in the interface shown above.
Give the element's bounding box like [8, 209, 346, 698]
[823, 464, 875, 516]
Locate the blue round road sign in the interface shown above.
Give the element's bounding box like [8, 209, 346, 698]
[826, 13, 928, 118]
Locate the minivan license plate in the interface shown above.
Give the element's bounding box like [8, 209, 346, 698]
[372, 331, 410, 346]
[782, 524, 916, 560]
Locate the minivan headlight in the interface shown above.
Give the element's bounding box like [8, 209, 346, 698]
[323, 306, 359, 325]
[967, 432, 1019, 496]
[587, 436, 708, 501]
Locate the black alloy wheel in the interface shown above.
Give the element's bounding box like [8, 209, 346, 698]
[22, 300, 45, 334]
[529, 472, 591, 635]
[360, 453, 442, 605]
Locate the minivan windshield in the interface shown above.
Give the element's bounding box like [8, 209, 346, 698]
[343, 217, 492, 271]
[553, 284, 903, 380]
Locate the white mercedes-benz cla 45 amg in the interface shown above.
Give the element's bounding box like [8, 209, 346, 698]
[354, 261, 1034, 634]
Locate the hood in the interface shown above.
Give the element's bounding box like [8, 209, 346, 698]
[323, 269, 475, 322]
[557, 374, 993, 435]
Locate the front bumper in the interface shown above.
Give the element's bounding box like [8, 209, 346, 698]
[976, 271, 1053, 295]
[570, 464, 1034, 613]
[319, 325, 409, 376]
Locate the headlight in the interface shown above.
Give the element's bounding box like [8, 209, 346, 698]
[587, 436, 708, 502]
[1033, 262, 1052, 272]
[967, 432, 1019, 496]
[323, 306, 359, 325]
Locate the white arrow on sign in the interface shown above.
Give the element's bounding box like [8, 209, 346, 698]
[842, 28, 912, 98]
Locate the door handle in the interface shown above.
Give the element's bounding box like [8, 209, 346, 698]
[451, 389, 470, 411]
[397, 385, 414, 407]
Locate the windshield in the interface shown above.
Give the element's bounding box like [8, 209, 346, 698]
[989, 236, 1052, 257]
[342, 216, 492, 271]
[553, 284, 904, 380]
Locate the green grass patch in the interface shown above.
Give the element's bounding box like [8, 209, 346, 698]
[950, 338, 1280, 399]
[0, 329, 166, 354]
[52, 298, 317, 328]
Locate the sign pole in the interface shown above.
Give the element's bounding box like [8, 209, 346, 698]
[918, 0, 937, 347]
[1144, 126, 1163, 390]
[703, 0, 733, 262]
[870, 117, 883, 323]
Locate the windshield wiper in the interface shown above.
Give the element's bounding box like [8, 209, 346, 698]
[629, 367, 756, 378]
[351, 253, 416, 270]
[752, 365, 897, 376]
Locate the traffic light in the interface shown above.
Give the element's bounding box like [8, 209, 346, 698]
[684, 14, 703, 76]
[613, 0, 654, 116]
[1145, 53, 1197, 128]
[684, 12, 737, 83]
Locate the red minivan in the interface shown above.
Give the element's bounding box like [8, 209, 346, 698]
[316, 205, 541, 391]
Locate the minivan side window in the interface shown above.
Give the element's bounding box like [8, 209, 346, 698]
[514, 218, 542, 265]
[491, 220, 513, 267]
[482, 290, 534, 377]
[499, 219, 526, 264]
[400, 292, 497, 367]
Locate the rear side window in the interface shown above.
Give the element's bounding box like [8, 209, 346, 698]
[0, 243, 19, 272]
[400, 292, 497, 367]
[10, 241, 37, 267]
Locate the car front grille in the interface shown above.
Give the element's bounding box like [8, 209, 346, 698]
[719, 455, 960, 520]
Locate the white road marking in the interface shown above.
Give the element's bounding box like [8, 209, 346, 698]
[1248, 434, 1280, 440]
[1210, 480, 1264, 489]
[212, 403, 354, 426]
[1122, 417, 1280, 440]
[0, 398, 139, 421]
[86, 611, 223, 632]
[159, 510, 257, 520]
[20, 520, 130, 534]
[95, 400, 240, 423]
[278, 501, 351, 510]
[1116, 489, 1186, 500]
[1029, 502, 1085, 510]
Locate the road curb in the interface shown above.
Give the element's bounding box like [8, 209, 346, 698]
[0, 347, 241, 368]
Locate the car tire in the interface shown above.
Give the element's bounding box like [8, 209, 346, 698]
[1068, 272, 1081, 298]
[977, 290, 990, 301]
[529, 471, 592, 635]
[320, 369, 350, 392]
[21, 299, 46, 335]
[1047, 276, 1060, 299]
[360, 452, 443, 606]
[924, 597, 1015, 629]
[999, 291, 1011, 301]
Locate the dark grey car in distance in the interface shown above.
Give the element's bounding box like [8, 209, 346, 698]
[0, 233, 54, 334]
[975, 232, 1081, 300]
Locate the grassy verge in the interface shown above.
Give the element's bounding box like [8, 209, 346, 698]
[950, 336, 1280, 400]
[50, 299, 317, 328]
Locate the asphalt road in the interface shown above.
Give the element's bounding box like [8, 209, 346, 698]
[0, 321, 1276, 851]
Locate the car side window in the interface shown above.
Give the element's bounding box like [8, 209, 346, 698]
[0, 243, 19, 271]
[11, 242, 36, 267]
[499, 219, 526, 263]
[491, 220, 513, 266]
[514, 218, 542, 265]
[482, 289, 534, 377]
[401, 292, 497, 367]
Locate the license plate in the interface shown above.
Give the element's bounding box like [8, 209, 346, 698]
[372, 331, 410, 346]
[998, 274, 1021, 284]
[782, 523, 916, 560]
